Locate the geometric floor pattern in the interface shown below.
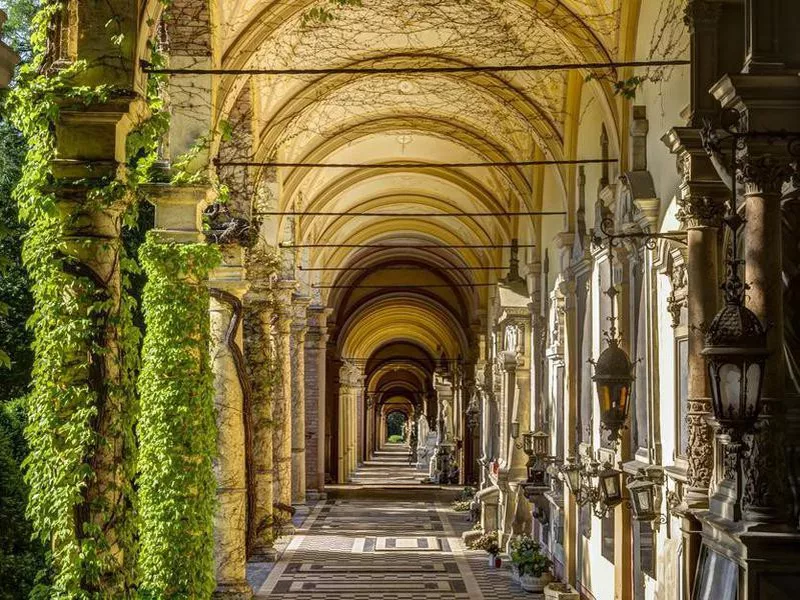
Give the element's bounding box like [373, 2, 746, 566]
[254, 496, 534, 599]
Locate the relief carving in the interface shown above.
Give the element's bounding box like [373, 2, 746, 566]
[686, 398, 713, 491]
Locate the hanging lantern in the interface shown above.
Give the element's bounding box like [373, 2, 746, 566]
[627, 476, 657, 522]
[597, 464, 623, 508]
[532, 430, 550, 458]
[592, 337, 634, 445]
[560, 456, 583, 497]
[702, 299, 768, 439]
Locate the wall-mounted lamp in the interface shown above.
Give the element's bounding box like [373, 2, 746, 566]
[558, 454, 623, 518]
[625, 467, 667, 526]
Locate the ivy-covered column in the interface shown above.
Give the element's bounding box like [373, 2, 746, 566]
[138, 185, 220, 598]
[208, 252, 252, 599]
[291, 296, 310, 504]
[273, 281, 296, 531]
[243, 276, 277, 561]
[14, 89, 142, 594]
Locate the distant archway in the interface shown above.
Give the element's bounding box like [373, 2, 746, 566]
[385, 410, 408, 443]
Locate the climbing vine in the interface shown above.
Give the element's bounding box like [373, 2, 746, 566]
[8, 2, 170, 595]
[137, 236, 220, 599]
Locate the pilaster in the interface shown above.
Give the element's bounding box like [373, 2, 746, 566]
[209, 268, 252, 599]
[305, 306, 331, 495]
[243, 279, 277, 561]
[291, 296, 310, 504]
[272, 280, 296, 531]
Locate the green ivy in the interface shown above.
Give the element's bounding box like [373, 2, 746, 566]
[7, 3, 170, 595]
[136, 234, 220, 599]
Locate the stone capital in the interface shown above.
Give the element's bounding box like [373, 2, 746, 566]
[54, 95, 145, 166]
[739, 150, 796, 196]
[677, 195, 728, 229]
[143, 184, 213, 244]
[663, 127, 729, 229]
[683, 0, 722, 32]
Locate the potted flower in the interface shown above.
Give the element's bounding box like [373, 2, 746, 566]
[471, 530, 502, 567]
[509, 535, 553, 593]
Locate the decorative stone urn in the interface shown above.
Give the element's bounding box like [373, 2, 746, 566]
[520, 572, 553, 593]
[543, 581, 580, 600]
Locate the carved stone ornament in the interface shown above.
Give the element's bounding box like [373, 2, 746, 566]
[204, 202, 258, 246]
[742, 401, 789, 519]
[686, 398, 714, 491]
[676, 195, 726, 229]
[504, 323, 523, 354]
[683, 0, 722, 31]
[666, 261, 688, 328]
[738, 153, 796, 196]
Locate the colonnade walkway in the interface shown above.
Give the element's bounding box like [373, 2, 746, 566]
[349, 443, 420, 486]
[250, 488, 533, 599]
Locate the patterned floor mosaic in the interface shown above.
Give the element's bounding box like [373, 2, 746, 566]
[253, 496, 535, 599]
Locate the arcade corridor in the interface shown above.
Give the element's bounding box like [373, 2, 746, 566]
[250, 492, 525, 600]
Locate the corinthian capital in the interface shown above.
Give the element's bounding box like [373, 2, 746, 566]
[739, 153, 795, 196]
[676, 194, 727, 228]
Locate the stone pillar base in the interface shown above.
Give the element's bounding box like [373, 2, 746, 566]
[248, 547, 278, 563]
[280, 523, 297, 536]
[212, 582, 253, 600]
[307, 490, 327, 501]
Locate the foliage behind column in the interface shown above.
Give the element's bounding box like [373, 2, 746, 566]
[7, 3, 170, 592]
[137, 235, 220, 599]
[9, 8, 141, 596]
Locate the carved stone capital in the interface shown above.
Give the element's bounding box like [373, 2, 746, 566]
[683, 0, 722, 31]
[677, 195, 727, 229]
[739, 153, 796, 196]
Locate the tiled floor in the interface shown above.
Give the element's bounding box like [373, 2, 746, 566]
[251, 494, 534, 599]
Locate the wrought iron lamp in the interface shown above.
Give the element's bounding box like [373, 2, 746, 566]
[596, 463, 624, 509]
[590, 216, 687, 446]
[625, 468, 667, 525]
[590, 241, 635, 446]
[699, 124, 770, 520]
[701, 206, 768, 440]
[557, 454, 623, 517]
[520, 430, 553, 500]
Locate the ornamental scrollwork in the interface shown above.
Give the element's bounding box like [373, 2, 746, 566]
[738, 154, 796, 196]
[685, 398, 713, 490]
[666, 261, 688, 328]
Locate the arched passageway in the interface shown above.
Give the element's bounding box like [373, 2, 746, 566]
[16, 0, 800, 598]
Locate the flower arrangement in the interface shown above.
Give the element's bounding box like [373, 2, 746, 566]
[470, 530, 501, 556]
[509, 535, 552, 577]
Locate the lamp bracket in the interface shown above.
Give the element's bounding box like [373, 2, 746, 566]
[591, 216, 688, 250]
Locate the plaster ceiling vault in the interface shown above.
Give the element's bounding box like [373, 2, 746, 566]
[174, 0, 639, 380]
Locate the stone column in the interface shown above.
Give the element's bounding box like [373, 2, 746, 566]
[738, 154, 792, 522]
[291, 296, 310, 504]
[272, 281, 295, 531]
[209, 265, 252, 599]
[36, 102, 138, 593]
[663, 127, 729, 597]
[305, 307, 330, 497]
[337, 364, 354, 483]
[243, 285, 276, 561]
[139, 184, 220, 597]
[712, 73, 800, 524]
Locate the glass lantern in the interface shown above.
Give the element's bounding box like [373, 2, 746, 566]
[627, 476, 657, 521]
[597, 465, 623, 508]
[702, 300, 768, 437]
[561, 455, 583, 497]
[592, 338, 634, 444]
[532, 430, 549, 458]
